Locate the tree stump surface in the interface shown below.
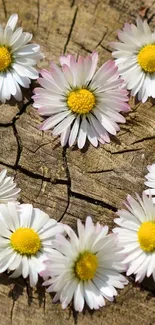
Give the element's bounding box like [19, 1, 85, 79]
[1, 0, 155, 324]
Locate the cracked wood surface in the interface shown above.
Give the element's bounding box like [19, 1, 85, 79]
[0, 0, 155, 324]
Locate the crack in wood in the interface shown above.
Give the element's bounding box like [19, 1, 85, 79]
[95, 30, 107, 49]
[74, 41, 92, 53]
[2, 0, 7, 18]
[132, 136, 155, 145]
[0, 156, 117, 213]
[30, 142, 52, 154]
[70, 0, 76, 7]
[0, 121, 13, 127]
[104, 147, 143, 155]
[17, 99, 33, 118]
[112, 148, 143, 154]
[58, 147, 71, 221]
[0, 156, 117, 216]
[70, 191, 117, 212]
[0, 160, 69, 184]
[100, 44, 112, 53]
[0, 99, 32, 128]
[86, 169, 115, 174]
[12, 123, 23, 167]
[10, 300, 15, 324]
[37, 0, 40, 26]
[63, 7, 78, 54]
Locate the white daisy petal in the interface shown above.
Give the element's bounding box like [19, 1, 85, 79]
[4, 26, 13, 44]
[33, 53, 129, 149]
[60, 125, 71, 147]
[12, 70, 30, 88]
[114, 193, 155, 282]
[16, 32, 32, 48]
[22, 256, 29, 278]
[74, 282, 85, 312]
[42, 216, 127, 312]
[62, 64, 74, 85]
[86, 51, 98, 83]
[13, 63, 38, 79]
[6, 14, 18, 31]
[0, 14, 43, 103]
[126, 252, 146, 276]
[0, 169, 20, 203]
[0, 203, 63, 287]
[30, 208, 50, 231]
[0, 251, 17, 272]
[87, 121, 98, 147]
[29, 259, 39, 287]
[88, 280, 107, 308]
[6, 71, 17, 95]
[146, 254, 155, 277]
[9, 261, 22, 278]
[50, 62, 69, 90]
[9, 253, 22, 271]
[144, 163, 155, 202]
[13, 79, 22, 101]
[9, 27, 23, 47]
[52, 113, 75, 136]
[111, 17, 155, 102]
[69, 115, 80, 147]
[77, 115, 87, 149]
[61, 280, 78, 309]
[40, 111, 71, 131]
[84, 281, 96, 309]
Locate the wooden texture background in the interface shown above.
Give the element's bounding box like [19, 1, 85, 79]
[1, 0, 155, 324]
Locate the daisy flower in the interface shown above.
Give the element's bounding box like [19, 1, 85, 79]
[32, 52, 129, 149]
[0, 13, 43, 103]
[0, 202, 63, 287]
[0, 169, 20, 203]
[41, 216, 128, 312]
[144, 164, 155, 203]
[110, 17, 155, 102]
[114, 193, 155, 282]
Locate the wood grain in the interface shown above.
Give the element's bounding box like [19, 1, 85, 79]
[0, 0, 155, 324]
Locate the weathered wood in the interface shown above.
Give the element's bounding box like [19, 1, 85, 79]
[0, 0, 155, 324]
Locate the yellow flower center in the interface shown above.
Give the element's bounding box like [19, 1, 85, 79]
[10, 228, 41, 256]
[138, 44, 155, 73]
[67, 89, 95, 114]
[75, 252, 98, 280]
[0, 46, 12, 72]
[138, 221, 155, 252]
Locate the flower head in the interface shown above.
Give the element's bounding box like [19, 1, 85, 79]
[33, 52, 129, 149]
[0, 169, 20, 203]
[41, 216, 128, 312]
[0, 203, 63, 287]
[0, 14, 43, 103]
[114, 193, 155, 282]
[144, 163, 155, 202]
[111, 17, 155, 102]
